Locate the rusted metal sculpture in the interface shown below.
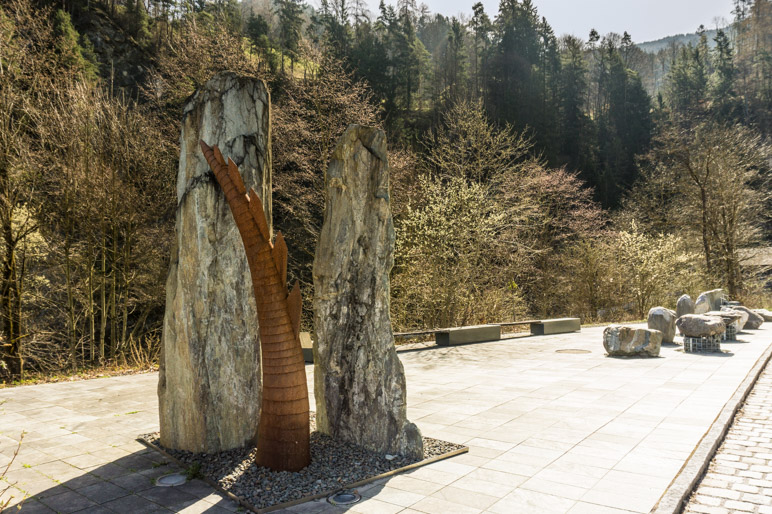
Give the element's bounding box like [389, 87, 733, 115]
[200, 140, 310, 472]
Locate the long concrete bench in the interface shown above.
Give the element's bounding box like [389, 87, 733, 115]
[530, 318, 581, 336]
[435, 324, 501, 346]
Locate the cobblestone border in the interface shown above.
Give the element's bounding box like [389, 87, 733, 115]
[650, 340, 772, 514]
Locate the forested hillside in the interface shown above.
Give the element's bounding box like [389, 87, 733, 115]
[0, 0, 770, 382]
[637, 29, 718, 54]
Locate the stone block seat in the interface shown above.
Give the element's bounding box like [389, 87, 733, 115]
[435, 324, 501, 346]
[530, 318, 581, 336]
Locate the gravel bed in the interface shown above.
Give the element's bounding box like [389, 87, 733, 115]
[140, 416, 465, 510]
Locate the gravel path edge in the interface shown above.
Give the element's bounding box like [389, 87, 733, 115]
[136, 437, 469, 513]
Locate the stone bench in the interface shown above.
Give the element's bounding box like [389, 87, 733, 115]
[530, 318, 581, 336]
[435, 324, 501, 346]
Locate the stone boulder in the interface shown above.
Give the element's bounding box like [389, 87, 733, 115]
[159, 73, 271, 453]
[721, 307, 748, 330]
[676, 294, 695, 318]
[603, 326, 662, 357]
[313, 125, 423, 460]
[647, 307, 677, 343]
[694, 289, 724, 314]
[734, 306, 764, 329]
[754, 309, 772, 322]
[707, 310, 743, 328]
[676, 315, 725, 338]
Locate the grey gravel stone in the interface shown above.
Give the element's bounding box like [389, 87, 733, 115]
[140, 414, 463, 511]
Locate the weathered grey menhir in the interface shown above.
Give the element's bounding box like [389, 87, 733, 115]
[313, 125, 423, 460]
[159, 73, 271, 453]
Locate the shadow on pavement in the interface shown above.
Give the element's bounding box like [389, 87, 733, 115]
[5, 446, 238, 513]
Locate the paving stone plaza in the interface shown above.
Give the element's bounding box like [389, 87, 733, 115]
[2, 323, 772, 513]
[685, 366, 772, 514]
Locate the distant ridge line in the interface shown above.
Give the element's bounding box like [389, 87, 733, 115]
[637, 28, 719, 54]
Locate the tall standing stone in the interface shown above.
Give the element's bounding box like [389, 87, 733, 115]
[313, 125, 423, 460]
[647, 307, 676, 343]
[695, 289, 724, 314]
[676, 294, 695, 318]
[158, 73, 272, 453]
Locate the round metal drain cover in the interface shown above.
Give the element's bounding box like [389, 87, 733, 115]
[328, 491, 361, 505]
[556, 349, 591, 354]
[156, 473, 187, 487]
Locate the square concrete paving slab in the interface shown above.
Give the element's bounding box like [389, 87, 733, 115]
[1, 324, 770, 513]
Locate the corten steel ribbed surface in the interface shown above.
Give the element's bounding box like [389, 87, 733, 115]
[200, 140, 310, 472]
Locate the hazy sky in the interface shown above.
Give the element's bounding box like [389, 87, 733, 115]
[360, 0, 733, 43]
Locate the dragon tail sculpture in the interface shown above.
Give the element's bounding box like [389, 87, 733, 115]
[200, 140, 310, 472]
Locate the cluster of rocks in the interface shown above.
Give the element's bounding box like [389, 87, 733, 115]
[159, 74, 424, 482]
[603, 288, 767, 357]
[676, 291, 765, 334]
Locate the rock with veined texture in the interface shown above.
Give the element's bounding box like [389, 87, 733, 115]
[647, 307, 676, 343]
[159, 73, 271, 453]
[676, 314, 725, 338]
[603, 325, 662, 357]
[314, 125, 423, 460]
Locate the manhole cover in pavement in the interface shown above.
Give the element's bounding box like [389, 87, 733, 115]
[555, 349, 591, 354]
[328, 491, 361, 505]
[156, 473, 187, 487]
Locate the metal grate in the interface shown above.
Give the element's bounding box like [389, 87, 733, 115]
[722, 324, 737, 341]
[684, 334, 722, 353]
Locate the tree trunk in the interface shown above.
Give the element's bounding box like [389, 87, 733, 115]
[1, 219, 21, 380]
[700, 186, 712, 273]
[88, 249, 95, 363]
[121, 224, 131, 355]
[65, 241, 77, 370]
[99, 235, 107, 363]
[110, 224, 117, 360]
